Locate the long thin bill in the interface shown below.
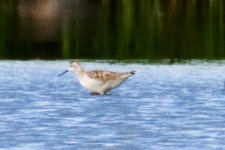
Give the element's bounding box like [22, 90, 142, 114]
[58, 70, 68, 77]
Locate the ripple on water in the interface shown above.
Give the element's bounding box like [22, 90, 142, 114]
[0, 60, 225, 150]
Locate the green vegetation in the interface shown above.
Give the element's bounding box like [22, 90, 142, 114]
[0, 0, 224, 60]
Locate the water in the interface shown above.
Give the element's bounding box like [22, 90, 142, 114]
[0, 60, 225, 150]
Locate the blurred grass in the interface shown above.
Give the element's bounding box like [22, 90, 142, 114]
[0, 0, 224, 60]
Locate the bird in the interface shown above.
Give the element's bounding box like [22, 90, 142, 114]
[58, 60, 135, 95]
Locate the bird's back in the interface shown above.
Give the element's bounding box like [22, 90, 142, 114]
[86, 70, 135, 94]
[87, 70, 134, 82]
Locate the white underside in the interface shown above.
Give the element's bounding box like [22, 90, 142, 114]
[78, 74, 128, 94]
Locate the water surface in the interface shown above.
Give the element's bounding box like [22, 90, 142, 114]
[0, 60, 225, 149]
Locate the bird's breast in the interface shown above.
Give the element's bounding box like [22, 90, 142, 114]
[78, 74, 102, 92]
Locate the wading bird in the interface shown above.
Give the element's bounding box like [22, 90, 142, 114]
[58, 61, 135, 95]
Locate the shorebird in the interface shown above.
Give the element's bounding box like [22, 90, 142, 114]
[58, 61, 135, 95]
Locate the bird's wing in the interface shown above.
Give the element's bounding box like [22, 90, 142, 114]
[87, 70, 132, 82]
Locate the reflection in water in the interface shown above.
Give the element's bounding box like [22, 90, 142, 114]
[0, 0, 224, 59]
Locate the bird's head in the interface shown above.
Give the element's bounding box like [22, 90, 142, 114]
[68, 60, 82, 72]
[58, 60, 83, 77]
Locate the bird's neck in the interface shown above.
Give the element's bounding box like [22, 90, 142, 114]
[75, 65, 85, 77]
[77, 70, 85, 77]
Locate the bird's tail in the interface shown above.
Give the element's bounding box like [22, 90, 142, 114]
[130, 71, 135, 75]
[120, 71, 135, 78]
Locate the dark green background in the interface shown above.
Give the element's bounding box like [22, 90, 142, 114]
[0, 0, 224, 60]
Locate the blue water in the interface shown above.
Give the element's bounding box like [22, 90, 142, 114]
[0, 60, 225, 150]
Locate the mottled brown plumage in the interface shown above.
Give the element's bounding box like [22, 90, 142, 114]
[87, 70, 132, 82]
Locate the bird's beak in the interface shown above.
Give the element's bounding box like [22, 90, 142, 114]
[58, 70, 68, 77]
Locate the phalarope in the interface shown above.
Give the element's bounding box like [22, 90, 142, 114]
[58, 61, 135, 95]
